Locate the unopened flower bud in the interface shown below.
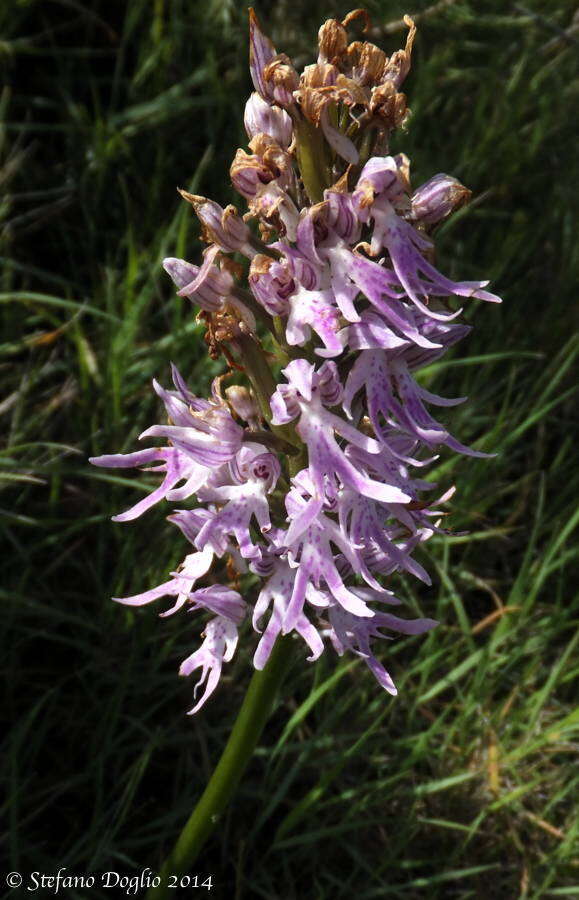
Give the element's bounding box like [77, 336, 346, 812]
[178, 191, 254, 257]
[410, 174, 471, 226]
[248, 9, 298, 109]
[225, 385, 260, 428]
[249, 253, 295, 316]
[231, 148, 275, 199]
[162, 257, 198, 290]
[353, 155, 409, 212]
[249, 8, 277, 100]
[244, 92, 293, 148]
[227, 298, 257, 336]
[163, 245, 234, 312]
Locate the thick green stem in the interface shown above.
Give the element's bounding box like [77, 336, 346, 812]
[248, 233, 282, 259]
[243, 429, 297, 457]
[294, 117, 331, 204]
[236, 332, 300, 449]
[236, 332, 277, 423]
[146, 636, 295, 900]
[289, 446, 307, 478]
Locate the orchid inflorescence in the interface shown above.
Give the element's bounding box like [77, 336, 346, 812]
[91, 10, 500, 714]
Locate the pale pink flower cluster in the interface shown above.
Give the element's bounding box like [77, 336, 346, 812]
[91, 10, 499, 713]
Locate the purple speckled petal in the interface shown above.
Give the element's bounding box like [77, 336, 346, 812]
[348, 255, 443, 348]
[286, 287, 344, 357]
[140, 417, 242, 468]
[345, 310, 409, 352]
[253, 561, 324, 668]
[244, 92, 293, 146]
[111, 449, 194, 522]
[113, 546, 214, 616]
[180, 616, 239, 714]
[280, 358, 315, 402]
[369, 201, 501, 311]
[325, 245, 362, 323]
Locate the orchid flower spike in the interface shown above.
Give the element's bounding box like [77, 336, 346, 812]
[91, 8, 500, 714]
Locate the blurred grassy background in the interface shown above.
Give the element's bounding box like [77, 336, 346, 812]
[1, 0, 578, 897]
